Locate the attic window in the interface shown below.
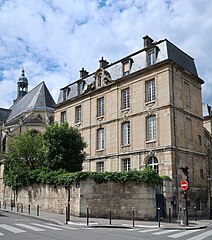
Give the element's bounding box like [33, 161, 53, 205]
[97, 73, 103, 88]
[122, 58, 133, 76]
[63, 87, 70, 101]
[77, 81, 84, 95]
[147, 49, 156, 66]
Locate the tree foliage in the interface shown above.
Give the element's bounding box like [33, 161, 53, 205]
[3, 131, 45, 187]
[43, 122, 87, 172]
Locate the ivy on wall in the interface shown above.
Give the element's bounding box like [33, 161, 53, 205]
[4, 167, 163, 188]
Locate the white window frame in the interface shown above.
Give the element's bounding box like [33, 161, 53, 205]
[121, 88, 130, 110]
[61, 111, 67, 123]
[97, 97, 104, 117]
[145, 79, 155, 102]
[147, 49, 156, 66]
[97, 128, 104, 150]
[146, 115, 156, 141]
[97, 73, 103, 88]
[146, 156, 159, 174]
[122, 158, 131, 171]
[121, 121, 130, 146]
[96, 161, 104, 172]
[75, 105, 81, 124]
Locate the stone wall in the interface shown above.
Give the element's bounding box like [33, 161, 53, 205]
[2, 179, 156, 220]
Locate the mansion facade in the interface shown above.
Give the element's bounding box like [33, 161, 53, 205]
[55, 36, 211, 213]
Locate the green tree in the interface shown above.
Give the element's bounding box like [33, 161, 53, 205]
[43, 122, 87, 172]
[3, 131, 45, 187]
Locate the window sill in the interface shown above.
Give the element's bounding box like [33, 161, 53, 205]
[75, 122, 81, 127]
[121, 144, 130, 148]
[97, 116, 104, 121]
[145, 100, 155, 106]
[121, 108, 130, 114]
[96, 149, 104, 152]
[146, 140, 156, 144]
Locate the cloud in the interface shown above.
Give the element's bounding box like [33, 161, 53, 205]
[0, 0, 212, 108]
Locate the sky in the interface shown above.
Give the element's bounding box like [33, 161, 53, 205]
[0, 0, 212, 108]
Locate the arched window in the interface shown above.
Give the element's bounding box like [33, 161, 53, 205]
[97, 74, 103, 87]
[146, 156, 159, 174]
[37, 114, 43, 120]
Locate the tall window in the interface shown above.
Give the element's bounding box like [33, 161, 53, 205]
[146, 156, 159, 174]
[61, 111, 67, 123]
[184, 82, 191, 105]
[121, 88, 130, 110]
[96, 162, 104, 172]
[146, 115, 156, 141]
[97, 74, 103, 87]
[145, 79, 155, 102]
[97, 128, 104, 150]
[123, 61, 130, 76]
[121, 121, 130, 146]
[122, 158, 131, 171]
[97, 97, 104, 117]
[147, 49, 156, 66]
[75, 105, 81, 124]
[77, 81, 84, 95]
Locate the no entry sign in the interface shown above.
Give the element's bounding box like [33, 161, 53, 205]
[180, 180, 188, 191]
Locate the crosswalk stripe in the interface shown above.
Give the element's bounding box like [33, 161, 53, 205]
[0, 224, 26, 233]
[15, 224, 46, 232]
[168, 229, 203, 238]
[153, 229, 179, 235]
[45, 223, 78, 230]
[31, 223, 62, 230]
[139, 228, 160, 233]
[186, 230, 212, 240]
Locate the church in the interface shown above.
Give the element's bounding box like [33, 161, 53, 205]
[0, 69, 55, 155]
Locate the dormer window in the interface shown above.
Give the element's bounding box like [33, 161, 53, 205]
[122, 58, 133, 76]
[63, 87, 70, 101]
[77, 81, 84, 95]
[147, 48, 156, 66]
[97, 73, 103, 88]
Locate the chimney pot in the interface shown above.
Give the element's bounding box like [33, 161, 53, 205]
[99, 57, 109, 69]
[80, 68, 89, 78]
[143, 35, 154, 48]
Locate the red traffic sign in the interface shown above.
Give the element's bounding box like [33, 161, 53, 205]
[180, 180, 188, 191]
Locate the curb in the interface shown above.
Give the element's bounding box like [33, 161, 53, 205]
[0, 209, 65, 226]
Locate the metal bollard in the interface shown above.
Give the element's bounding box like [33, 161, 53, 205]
[158, 207, 161, 227]
[109, 211, 112, 225]
[21, 204, 23, 213]
[132, 207, 135, 227]
[0, 201, 1, 208]
[86, 206, 89, 226]
[28, 204, 31, 214]
[4, 201, 6, 209]
[194, 207, 197, 221]
[37, 205, 39, 216]
[169, 206, 171, 223]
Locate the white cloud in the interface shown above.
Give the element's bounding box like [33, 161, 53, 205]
[0, 0, 212, 108]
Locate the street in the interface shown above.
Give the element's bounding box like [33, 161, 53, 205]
[0, 211, 212, 239]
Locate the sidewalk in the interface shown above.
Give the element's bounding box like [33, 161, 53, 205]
[0, 205, 211, 230]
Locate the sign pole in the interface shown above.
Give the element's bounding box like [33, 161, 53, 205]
[180, 179, 189, 226]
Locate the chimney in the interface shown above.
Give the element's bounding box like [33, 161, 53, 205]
[99, 57, 109, 69]
[143, 35, 154, 48]
[80, 68, 89, 78]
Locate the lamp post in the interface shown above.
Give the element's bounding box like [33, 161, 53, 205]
[207, 175, 212, 219]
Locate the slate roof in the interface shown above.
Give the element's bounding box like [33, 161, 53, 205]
[0, 108, 11, 123]
[6, 81, 55, 124]
[57, 37, 203, 105]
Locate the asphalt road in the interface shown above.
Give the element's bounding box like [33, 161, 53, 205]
[0, 211, 212, 240]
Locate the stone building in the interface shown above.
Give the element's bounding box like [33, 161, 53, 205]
[0, 69, 55, 154]
[55, 35, 208, 215]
